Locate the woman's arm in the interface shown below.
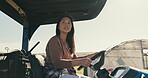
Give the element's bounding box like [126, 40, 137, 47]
[85, 52, 98, 58]
[73, 52, 98, 59]
[46, 37, 73, 69]
[71, 57, 92, 67]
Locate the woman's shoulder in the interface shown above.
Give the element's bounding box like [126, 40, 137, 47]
[46, 36, 60, 48]
[49, 35, 60, 42]
[51, 35, 59, 40]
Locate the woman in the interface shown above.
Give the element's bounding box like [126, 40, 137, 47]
[44, 15, 96, 78]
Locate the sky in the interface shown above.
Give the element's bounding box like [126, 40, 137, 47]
[0, 0, 148, 54]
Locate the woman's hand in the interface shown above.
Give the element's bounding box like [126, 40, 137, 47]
[85, 52, 98, 58]
[81, 58, 92, 67]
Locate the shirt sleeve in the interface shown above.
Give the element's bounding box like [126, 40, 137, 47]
[46, 37, 73, 69]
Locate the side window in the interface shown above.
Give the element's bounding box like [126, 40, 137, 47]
[0, 11, 22, 53]
[29, 25, 56, 54]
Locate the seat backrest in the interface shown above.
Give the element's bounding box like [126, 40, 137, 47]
[28, 55, 43, 78]
[0, 50, 26, 78]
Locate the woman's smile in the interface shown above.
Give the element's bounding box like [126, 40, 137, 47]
[59, 17, 72, 33]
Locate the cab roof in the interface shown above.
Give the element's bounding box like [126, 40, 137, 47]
[0, 0, 107, 39]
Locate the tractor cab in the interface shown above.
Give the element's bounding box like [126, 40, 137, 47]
[0, 0, 107, 78]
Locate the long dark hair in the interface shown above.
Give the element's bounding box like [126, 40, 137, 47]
[56, 15, 75, 54]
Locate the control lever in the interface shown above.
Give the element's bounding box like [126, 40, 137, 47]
[21, 41, 40, 57]
[29, 41, 40, 53]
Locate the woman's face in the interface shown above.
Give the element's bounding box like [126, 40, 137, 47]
[59, 17, 72, 34]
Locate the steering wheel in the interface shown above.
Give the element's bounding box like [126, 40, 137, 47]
[77, 50, 106, 70]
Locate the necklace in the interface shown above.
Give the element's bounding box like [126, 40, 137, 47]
[58, 36, 70, 49]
